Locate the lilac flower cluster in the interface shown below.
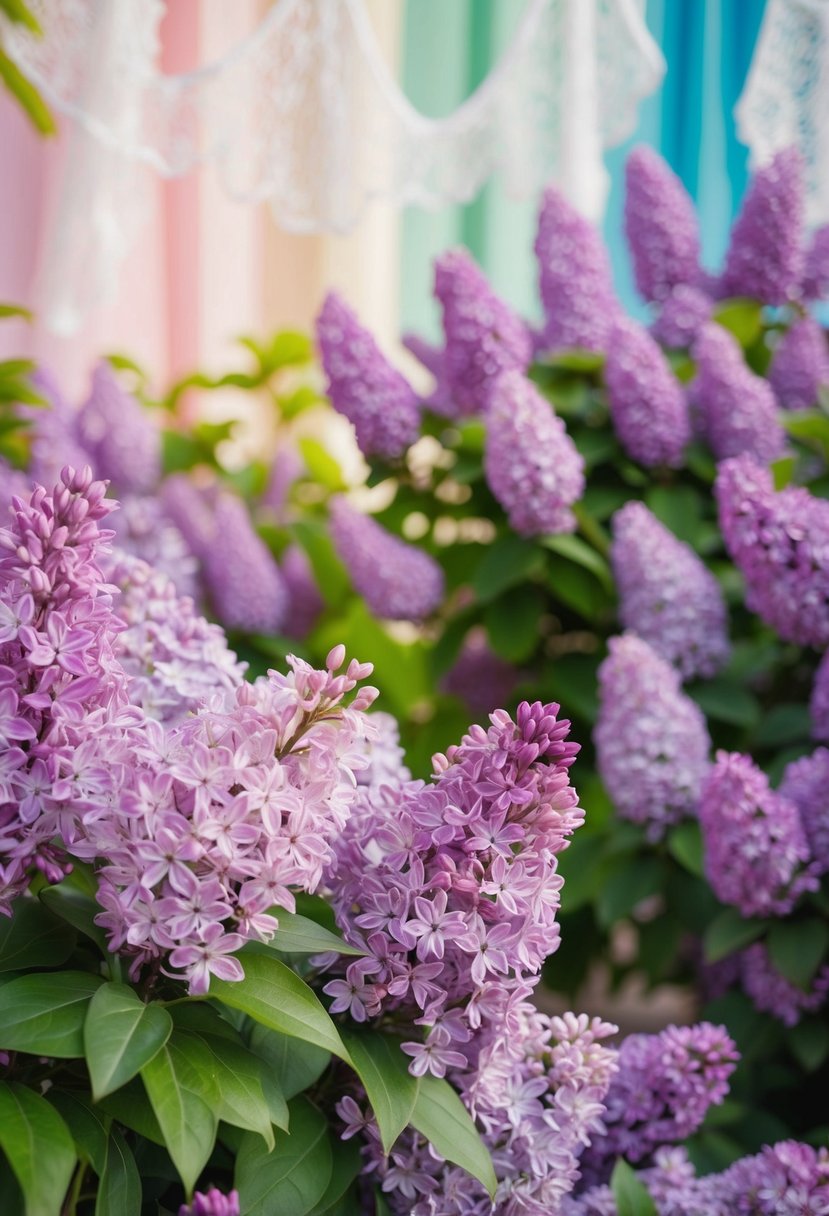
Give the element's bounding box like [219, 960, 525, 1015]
[811, 651, 829, 742]
[535, 187, 618, 354]
[76, 361, 161, 493]
[316, 293, 421, 460]
[610, 502, 729, 680]
[179, 1187, 240, 1216]
[650, 284, 712, 349]
[699, 751, 816, 917]
[594, 634, 710, 839]
[329, 495, 444, 620]
[28, 369, 93, 485]
[802, 224, 829, 300]
[109, 493, 198, 599]
[720, 148, 804, 305]
[442, 629, 518, 720]
[624, 146, 700, 303]
[769, 315, 829, 410]
[779, 748, 829, 877]
[716, 455, 829, 648]
[740, 942, 829, 1027]
[261, 446, 303, 520]
[603, 318, 690, 468]
[201, 493, 288, 635]
[280, 542, 324, 640]
[434, 249, 532, 416]
[484, 370, 585, 536]
[690, 323, 785, 463]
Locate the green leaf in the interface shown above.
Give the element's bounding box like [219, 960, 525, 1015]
[772, 455, 796, 490]
[210, 951, 350, 1062]
[687, 677, 760, 729]
[140, 1033, 219, 1195]
[0, 970, 102, 1057]
[768, 919, 829, 990]
[753, 704, 812, 749]
[667, 821, 705, 878]
[410, 1075, 497, 1198]
[268, 910, 364, 957]
[0, 48, 55, 135]
[541, 533, 613, 589]
[47, 1092, 109, 1175]
[95, 1128, 141, 1216]
[262, 330, 313, 372]
[0, 1083, 75, 1215]
[249, 1025, 331, 1101]
[292, 518, 350, 609]
[712, 298, 763, 349]
[644, 484, 706, 546]
[546, 557, 612, 622]
[545, 348, 605, 373]
[38, 884, 109, 953]
[597, 858, 665, 928]
[0, 303, 33, 321]
[0, 0, 41, 32]
[84, 982, 172, 1100]
[483, 586, 545, 663]
[299, 438, 346, 491]
[278, 385, 323, 420]
[182, 1029, 282, 1146]
[341, 1030, 420, 1153]
[309, 1135, 361, 1214]
[556, 833, 609, 913]
[0, 898, 76, 972]
[473, 535, 544, 603]
[704, 909, 769, 964]
[611, 1158, 658, 1216]
[788, 1019, 829, 1072]
[235, 1097, 333, 1216]
[98, 1081, 163, 1146]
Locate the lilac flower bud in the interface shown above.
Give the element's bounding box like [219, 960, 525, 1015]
[651, 284, 712, 349]
[604, 318, 691, 467]
[281, 542, 323, 640]
[700, 751, 815, 917]
[595, 634, 710, 838]
[741, 942, 829, 1027]
[179, 1186, 240, 1216]
[316, 293, 420, 460]
[434, 248, 532, 416]
[77, 362, 160, 493]
[329, 496, 444, 620]
[716, 455, 829, 647]
[691, 323, 784, 463]
[779, 748, 829, 876]
[769, 315, 829, 410]
[202, 494, 287, 634]
[483, 370, 584, 536]
[611, 502, 729, 680]
[441, 628, 518, 719]
[802, 224, 829, 300]
[625, 145, 701, 302]
[535, 186, 619, 353]
[720, 148, 804, 304]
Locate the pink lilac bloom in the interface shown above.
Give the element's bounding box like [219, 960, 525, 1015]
[179, 1187, 240, 1216]
[779, 748, 829, 876]
[441, 628, 518, 720]
[604, 318, 690, 467]
[201, 493, 287, 635]
[716, 455, 829, 648]
[699, 751, 817, 918]
[720, 147, 804, 304]
[280, 543, 324, 640]
[433, 248, 532, 417]
[594, 634, 710, 839]
[650, 284, 712, 349]
[328, 495, 444, 620]
[611, 502, 729, 680]
[740, 942, 829, 1027]
[802, 224, 829, 300]
[624, 146, 701, 303]
[76, 361, 161, 493]
[535, 186, 619, 354]
[484, 370, 585, 536]
[769, 315, 829, 410]
[316, 292, 420, 460]
[690, 323, 785, 463]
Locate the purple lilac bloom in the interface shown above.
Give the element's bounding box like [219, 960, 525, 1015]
[356, 712, 410, 789]
[716, 455, 829, 647]
[160, 473, 217, 559]
[261, 446, 303, 520]
[624, 146, 700, 303]
[441, 628, 518, 719]
[811, 651, 829, 742]
[484, 370, 585, 536]
[779, 748, 829, 876]
[316, 293, 420, 460]
[109, 494, 198, 599]
[76, 361, 161, 493]
[699, 751, 816, 917]
[535, 186, 619, 354]
[594, 634, 710, 839]
[604, 318, 690, 467]
[27, 368, 91, 485]
[802, 224, 829, 300]
[741, 942, 829, 1027]
[202, 493, 287, 635]
[281, 543, 324, 640]
[611, 502, 729, 680]
[433, 248, 532, 416]
[691, 323, 785, 463]
[720, 148, 804, 304]
[650, 284, 712, 349]
[179, 1188, 240, 1216]
[0, 460, 28, 504]
[769, 315, 829, 410]
[328, 496, 444, 620]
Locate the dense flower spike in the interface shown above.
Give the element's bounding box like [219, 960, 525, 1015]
[604, 318, 690, 467]
[769, 315, 829, 410]
[611, 502, 729, 680]
[650, 284, 712, 349]
[741, 942, 829, 1027]
[484, 370, 585, 536]
[261, 446, 303, 519]
[28, 368, 90, 485]
[535, 186, 618, 353]
[802, 223, 829, 300]
[699, 751, 816, 917]
[716, 455, 829, 647]
[110, 494, 198, 599]
[594, 634, 710, 838]
[441, 628, 518, 719]
[625, 146, 700, 302]
[434, 248, 532, 416]
[281, 543, 324, 640]
[691, 323, 785, 462]
[316, 293, 421, 459]
[160, 473, 217, 558]
[179, 1188, 240, 1216]
[779, 748, 829, 876]
[202, 493, 287, 635]
[720, 147, 804, 304]
[77, 362, 161, 493]
[328, 495, 444, 620]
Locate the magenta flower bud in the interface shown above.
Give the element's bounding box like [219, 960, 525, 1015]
[483, 370, 584, 536]
[316, 293, 420, 460]
[329, 496, 444, 620]
[769, 315, 829, 410]
[625, 145, 700, 302]
[720, 148, 804, 304]
[434, 248, 532, 416]
[611, 502, 729, 680]
[779, 748, 829, 877]
[700, 751, 815, 917]
[535, 186, 618, 353]
[691, 323, 784, 463]
[651, 284, 712, 349]
[202, 494, 287, 634]
[802, 224, 829, 300]
[604, 317, 690, 467]
[594, 634, 710, 838]
[77, 362, 160, 493]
